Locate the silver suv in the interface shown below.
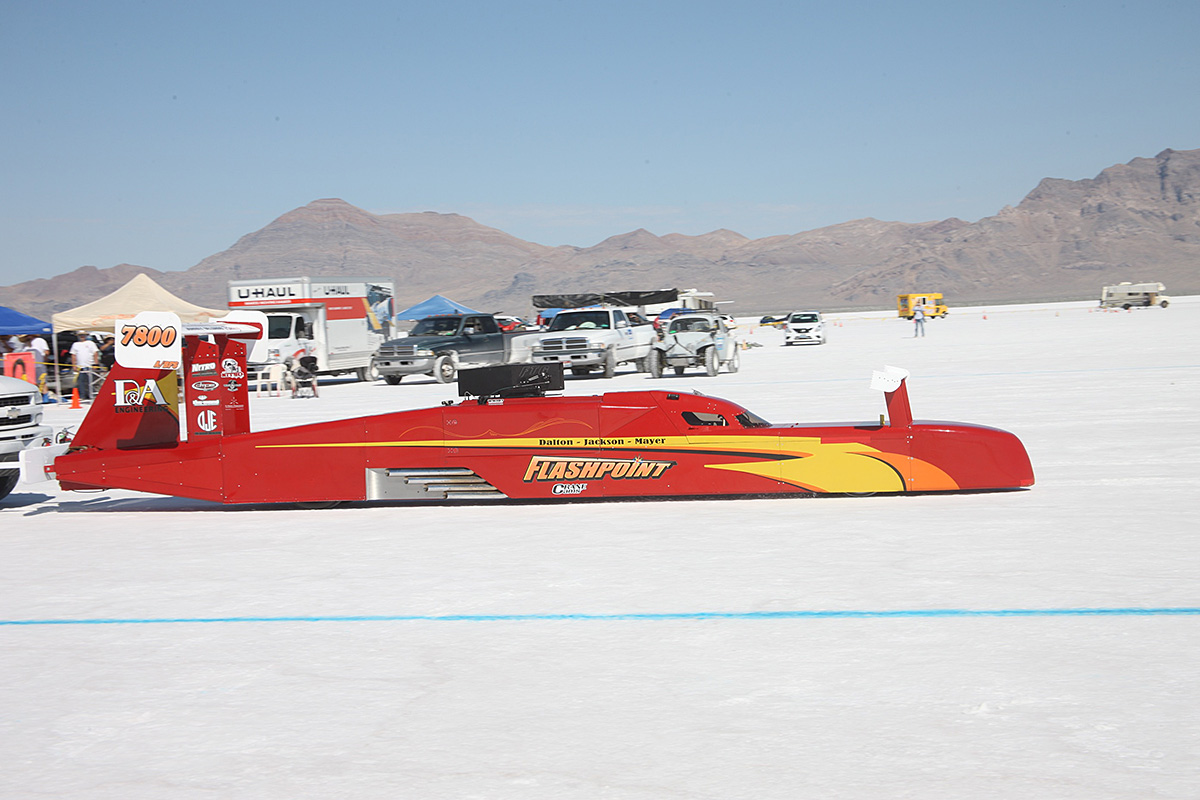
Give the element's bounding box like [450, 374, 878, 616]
[0, 375, 54, 501]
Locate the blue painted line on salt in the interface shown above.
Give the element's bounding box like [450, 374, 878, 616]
[3, 607, 1200, 627]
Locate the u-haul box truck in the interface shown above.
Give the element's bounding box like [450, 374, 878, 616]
[227, 277, 394, 381]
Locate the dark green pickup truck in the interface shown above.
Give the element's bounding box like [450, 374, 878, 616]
[372, 314, 540, 384]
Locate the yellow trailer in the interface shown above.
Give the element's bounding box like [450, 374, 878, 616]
[896, 293, 948, 319]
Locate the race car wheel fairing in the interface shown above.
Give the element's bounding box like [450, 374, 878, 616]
[434, 355, 456, 384]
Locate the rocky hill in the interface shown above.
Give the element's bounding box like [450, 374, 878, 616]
[4, 148, 1198, 318]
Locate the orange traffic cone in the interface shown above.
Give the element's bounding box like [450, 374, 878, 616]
[70, 388, 81, 409]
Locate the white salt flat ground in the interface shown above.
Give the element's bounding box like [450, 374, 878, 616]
[2, 298, 1199, 798]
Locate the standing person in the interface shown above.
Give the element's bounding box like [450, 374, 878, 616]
[913, 305, 926, 338]
[98, 336, 117, 370]
[69, 333, 100, 401]
[26, 334, 51, 397]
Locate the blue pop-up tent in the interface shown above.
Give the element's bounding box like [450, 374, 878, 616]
[0, 305, 52, 335]
[393, 294, 482, 321]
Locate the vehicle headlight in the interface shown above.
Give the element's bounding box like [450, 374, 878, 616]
[416, 349, 435, 357]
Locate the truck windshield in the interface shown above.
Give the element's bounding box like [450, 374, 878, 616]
[410, 317, 463, 336]
[670, 318, 713, 333]
[267, 315, 296, 339]
[549, 311, 610, 331]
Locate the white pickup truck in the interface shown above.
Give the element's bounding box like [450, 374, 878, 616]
[1, 375, 54, 501]
[529, 307, 656, 378]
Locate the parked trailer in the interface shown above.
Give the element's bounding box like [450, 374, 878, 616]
[228, 277, 394, 380]
[1100, 282, 1170, 309]
[896, 293, 948, 319]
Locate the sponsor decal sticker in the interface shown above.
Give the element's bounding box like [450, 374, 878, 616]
[522, 456, 675, 483]
[552, 483, 589, 495]
[113, 379, 172, 414]
[192, 361, 217, 375]
[224, 380, 242, 392]
[220, 358, 244, 379]
[191, 380, 219, 392]
[195, 409, 219, 433]
[191, 395, 220, 407]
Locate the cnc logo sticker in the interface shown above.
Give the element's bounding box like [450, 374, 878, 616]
[191, 380, 219, 392]
[113, 379, 172, 414]
[522, 456, 675, 483]
[220, 358, 244, 379]
[195, 409, 219, 433]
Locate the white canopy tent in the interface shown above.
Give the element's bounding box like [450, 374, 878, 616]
[50, 273, 226, 396]
[51, 273, 225, 332]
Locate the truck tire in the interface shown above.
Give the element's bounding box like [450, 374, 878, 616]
[1161, 300, 1170, 308]
[356, 366, 371, 382]
[0, 471, 18, 502]
[649, 350, 663, 378]
[704, 347, 719, 376]
[726, 349, 740, 373]
[385, 375, 403, 385]
[434, 355, 456, 384]
[602, 349, 617, 379]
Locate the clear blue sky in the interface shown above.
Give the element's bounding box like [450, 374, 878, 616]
[2, 0, 1198, 286]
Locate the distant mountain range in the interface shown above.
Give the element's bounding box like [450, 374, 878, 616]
[4, 147, 1199, 319]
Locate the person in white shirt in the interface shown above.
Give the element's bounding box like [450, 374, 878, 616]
[69, 334, 100, 400]
[26, 335, 50, 394]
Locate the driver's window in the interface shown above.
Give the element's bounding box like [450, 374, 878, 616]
[682, 411, 727, 427]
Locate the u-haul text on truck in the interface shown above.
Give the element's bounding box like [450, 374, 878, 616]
[227, 277, 394, 381]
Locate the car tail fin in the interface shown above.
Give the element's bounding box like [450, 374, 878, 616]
[870, 366, 913, 427]
[67, 311, 266, 453]
[69, 365, 183, 451]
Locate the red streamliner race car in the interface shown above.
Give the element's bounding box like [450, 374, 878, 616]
[24, 312, 1034, 506]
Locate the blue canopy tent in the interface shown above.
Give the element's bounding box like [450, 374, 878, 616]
[0, 306, 52, 335]
[393, 294, 482, 321]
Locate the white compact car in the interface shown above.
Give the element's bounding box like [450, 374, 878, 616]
[782, 311, 826, 345]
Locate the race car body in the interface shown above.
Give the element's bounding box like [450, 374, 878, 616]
[28, 314, 1034, 506]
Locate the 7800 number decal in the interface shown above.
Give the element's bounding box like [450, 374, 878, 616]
[120, 324, 179, 348]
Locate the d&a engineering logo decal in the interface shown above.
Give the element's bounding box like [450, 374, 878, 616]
[114, 378, 177, 415]
[522, 456, 675, 493]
